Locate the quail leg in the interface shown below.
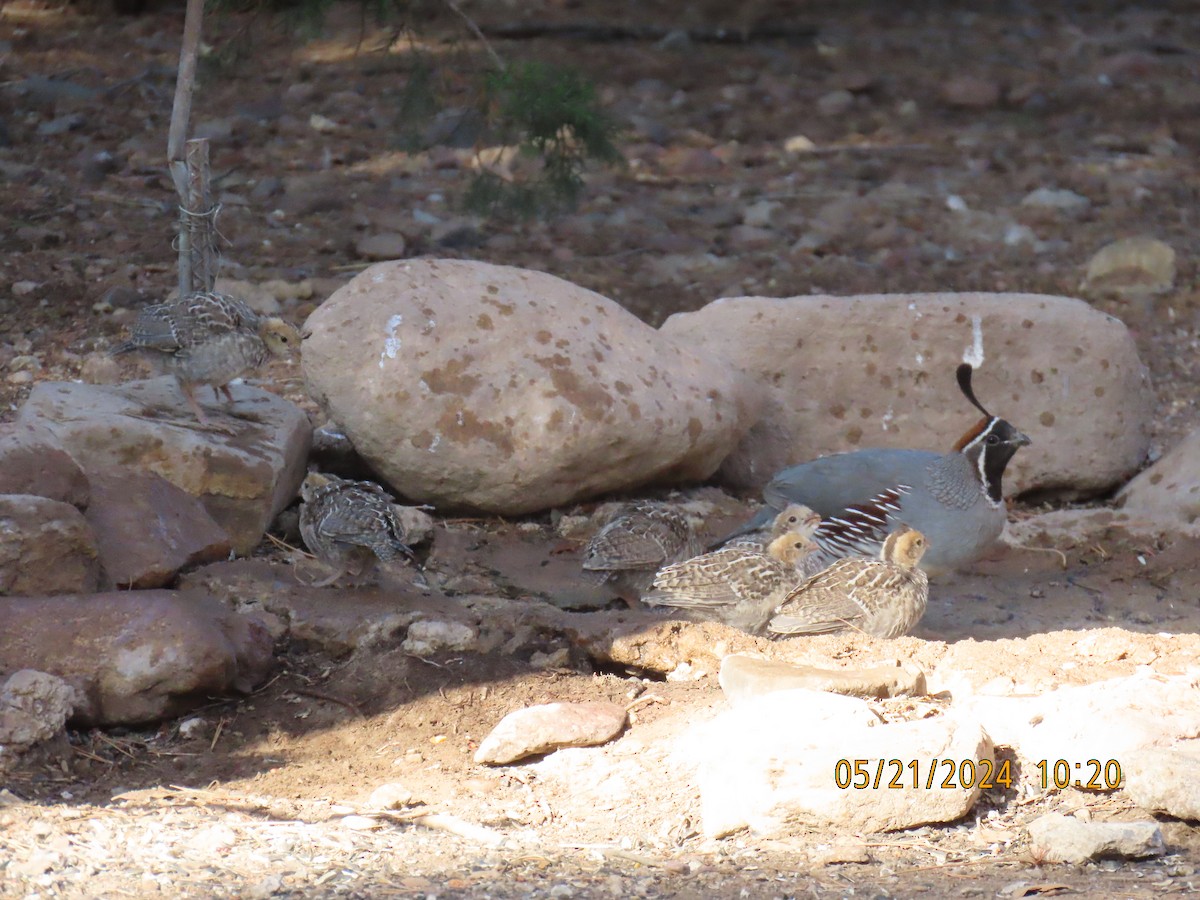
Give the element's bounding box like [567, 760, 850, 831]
[179, 382, 237, 434]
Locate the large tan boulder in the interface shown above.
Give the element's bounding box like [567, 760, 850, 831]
[302, 259, 761, 513]
[660, 293, 1151, 497]
[16, 379, 311, 555]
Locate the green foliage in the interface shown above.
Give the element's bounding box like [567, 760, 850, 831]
[463, 60, 624, 219]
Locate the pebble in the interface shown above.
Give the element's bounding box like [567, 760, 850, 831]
[1020, 187, 1090, 211]
[354, 232, 408, 261]
[941, 75, 1002, 108]
[816, 89, 854, 116]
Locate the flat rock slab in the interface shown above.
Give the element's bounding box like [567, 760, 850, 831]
[0, 591, 274, 726]
[85, 469, 232, 589]
[0, 494, 99, 596]
[0, 421, 89, 508]
[17, 379, 311, 555]
[719, 654, 927, 704]
[474, 701, 628, 765]
[302, 259, 761, 514]
[679, 688, 989, 837]
[660, 292, 1150, 497]
[1026, 813, 1165, 863]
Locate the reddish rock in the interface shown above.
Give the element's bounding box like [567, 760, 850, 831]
[0, 591, 275, 726]
[0, 494, 99, 596]
[0, 421, 89, 508]
[84, 469, 232, 589]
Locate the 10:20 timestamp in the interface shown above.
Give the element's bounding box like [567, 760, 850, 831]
[1036, 758, 1123, 790]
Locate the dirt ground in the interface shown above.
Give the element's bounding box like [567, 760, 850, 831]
[3, 0, 1200, 897]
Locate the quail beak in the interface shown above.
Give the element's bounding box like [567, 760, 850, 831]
[1013, 430, 1032, 447]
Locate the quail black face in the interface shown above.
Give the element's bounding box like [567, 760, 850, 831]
[958, 417, 1032, 504]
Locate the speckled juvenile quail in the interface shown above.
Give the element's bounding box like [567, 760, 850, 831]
[581, 503, 703, 599]
[726, 502, 820, 548]
[298, 472, 416, 587]
[642, 531, 819, 635]
[768, 526, 930, 639]
[725, 365, 1030, 576]
[112, 291, 300, 425]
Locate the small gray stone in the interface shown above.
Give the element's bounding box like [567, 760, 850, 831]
[817, 89, 855, 116]
[1026, 813, 1165, 863]
[354, 232, 408, 261]
[474, 701, 627, 765]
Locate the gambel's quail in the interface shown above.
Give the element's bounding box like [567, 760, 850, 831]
[113, 291, 300, 426]
[642, 531, 818, 635]
[727, 502, 822, 561]
[727, 364, 1030, 576]
[299, 472, 417, 587]
[581, 503, 703, 599]
[768, 526, 930, 639]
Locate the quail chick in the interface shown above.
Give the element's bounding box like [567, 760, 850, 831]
[642, 531, 818, 635]
[768, 526, 930, 639]
[298, 472, 416, 587]
[726, 503, 826, 576]
[581, 503, 703, 600]
[112, 291, 300, 426]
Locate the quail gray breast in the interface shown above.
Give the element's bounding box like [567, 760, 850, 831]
[299, 472, 416, 587]
[768, 526, 930, 639]
[112, 291, 300, 426]
[722, 364, 1030, 576]
[581, 503, 703, 599]
[642, 530, 818, 635]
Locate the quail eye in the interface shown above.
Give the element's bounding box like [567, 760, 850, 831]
[986, 434, 1000, 445]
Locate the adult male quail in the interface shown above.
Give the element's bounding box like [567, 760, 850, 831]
[642, 531, 818, 636]
[113, 291, 300, 426]
[581, 503, 703, 599]
[768, 526, 930, 639]
[726, 364, 1030, 576]
[299, 472, 416, 587]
